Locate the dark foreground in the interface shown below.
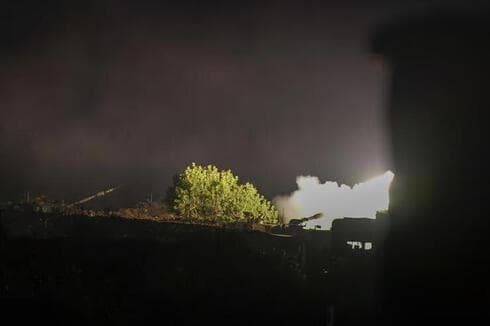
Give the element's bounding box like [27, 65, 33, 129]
[1, 210, 383, 325]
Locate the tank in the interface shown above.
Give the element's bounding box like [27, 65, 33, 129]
[269, 213, 324, 237]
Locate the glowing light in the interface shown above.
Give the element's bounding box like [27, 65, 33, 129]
[273, 171, 394, 230]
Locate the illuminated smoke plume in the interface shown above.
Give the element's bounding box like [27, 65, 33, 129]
[273, 171, 394, 230]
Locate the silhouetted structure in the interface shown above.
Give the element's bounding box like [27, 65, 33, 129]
[329, 217, 389, 325]
[331, 217, 388, 256]
[373, 9, 490, 325]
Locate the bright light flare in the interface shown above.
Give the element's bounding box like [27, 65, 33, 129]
[273, 171, 394, 230]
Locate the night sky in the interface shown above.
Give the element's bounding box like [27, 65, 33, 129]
[0, 0, 474, 205]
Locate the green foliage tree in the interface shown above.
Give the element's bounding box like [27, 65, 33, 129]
[173, 163, 278, 224]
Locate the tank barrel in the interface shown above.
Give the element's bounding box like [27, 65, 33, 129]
[66, 186, 120, 207]
[302, 212, 323, 222]
[288, 212, 323, 226]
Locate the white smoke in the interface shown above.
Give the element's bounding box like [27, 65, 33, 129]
[273, 171, 394, 230]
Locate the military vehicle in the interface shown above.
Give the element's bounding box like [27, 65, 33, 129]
[268, 212, 324, 237]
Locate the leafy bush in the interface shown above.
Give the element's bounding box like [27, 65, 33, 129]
[173, 163, 278, 224]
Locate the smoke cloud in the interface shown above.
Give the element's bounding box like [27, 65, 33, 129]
[273, 171, 394, 229]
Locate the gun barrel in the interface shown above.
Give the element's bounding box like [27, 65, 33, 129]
[287, 212, 323, 226]
[303, 212, 323, 222]
[66, 186, 119, 207]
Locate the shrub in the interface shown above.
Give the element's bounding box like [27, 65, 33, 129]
[173, 163, 278, 224]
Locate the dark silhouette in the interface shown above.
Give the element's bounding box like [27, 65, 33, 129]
[0, 210, 330, 325]
[372, 9, 490, 325]
[0, 207, 390, 325]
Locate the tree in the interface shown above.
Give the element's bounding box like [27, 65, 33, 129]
[173, 163, 278, 224]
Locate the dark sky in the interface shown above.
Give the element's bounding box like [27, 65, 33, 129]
[0, 0, 476, 205]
